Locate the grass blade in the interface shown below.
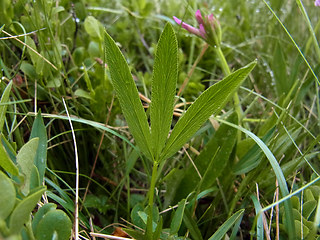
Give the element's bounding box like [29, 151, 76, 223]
[251, 194, 264, 240]
[183, 209, 203, 240]
[150, 23, 178, 161]
[161, 60, 256, 161]
[170, 199, 186, 235]
[0, 80, 12, 132]
[262, 0, 319, 86]
[104, 30, 153, 160]
[208, 209, 244, 240]
[215, 118, 295, 239]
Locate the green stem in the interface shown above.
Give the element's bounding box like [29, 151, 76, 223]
[25, 218, 36, 240]
[146, 162, 159, 239]
[214, 46, 243, 142]
[214, 46, 231, 76]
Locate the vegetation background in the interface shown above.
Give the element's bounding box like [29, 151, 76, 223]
[0, 0, 319, 239]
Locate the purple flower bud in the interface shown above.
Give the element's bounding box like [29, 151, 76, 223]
[173, 10, 222, 47]
[199, 24, 206, 38]
[195, 10, 204, 25]
[315, 0, 320, 6]
[173, 16, 202, 37]
[173, 16, 182, 25]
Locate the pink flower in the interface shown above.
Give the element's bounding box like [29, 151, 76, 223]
[173, 16, 204, 38]
[315, 0, 320, 6]
[173, 10, 221, 47]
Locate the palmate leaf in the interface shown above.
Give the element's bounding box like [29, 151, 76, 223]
[160, 60, 257, 161]
[150, 23, 178, 161]
[104, 30, 153, 160]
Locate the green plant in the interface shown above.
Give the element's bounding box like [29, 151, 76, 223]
[104, 22, 256, 239]
[0, 82, 72, 240]
[1, 1, 319, 239]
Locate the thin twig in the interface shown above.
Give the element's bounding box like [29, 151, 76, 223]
[0, 28, 45, 39]
[62, 98, 79, 240]
[183, 147, 202, 179]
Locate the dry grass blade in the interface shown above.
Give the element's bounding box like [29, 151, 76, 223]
[1, 29, 59, 72]
[62, 98, 79, 240]
[90, 232, 134, 240]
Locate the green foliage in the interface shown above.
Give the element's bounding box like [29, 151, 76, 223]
[208, 209, 244, 240]
[16, 137, 39, 196]
[0, 80, 12, 132]
[0, 99, 72, 239]
[105, 27, 153, 160]
[9, 187, 46, 234]
[30, 111, 47, 184]
[160, 61, 256, 161]
[0, 135, 19, 176]
[34, 208, 72, 240]
[0, 171, 15, 220]
[150, 23, 178, 161]
[0, 0, 319, 239]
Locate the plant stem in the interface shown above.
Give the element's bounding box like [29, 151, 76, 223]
[146, 161, 159, 238]
[214, 46, 243, 142]
[214, 46, 230, 76]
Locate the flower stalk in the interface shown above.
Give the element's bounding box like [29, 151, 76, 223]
[174, 10, 243, 139]
[146, 161, 159, 238]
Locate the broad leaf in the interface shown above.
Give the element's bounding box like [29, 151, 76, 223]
[30, 110, 47, 184]
[0, 171, 16, 220]
[0, 80, 12, 132]
[32, 203, 57, 233]
[160, 61, 256, 161]
[104, 30, 153, 160]
[150, 23, 178, 161]
[17, 138, 39, 195]
[84, 16, 103, 40]
[35, 209, 72, 240]
[30, 165, 40, 190]
[9, 187, 46, 234]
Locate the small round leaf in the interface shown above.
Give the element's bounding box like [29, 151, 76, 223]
[35, 210, 72, 240]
